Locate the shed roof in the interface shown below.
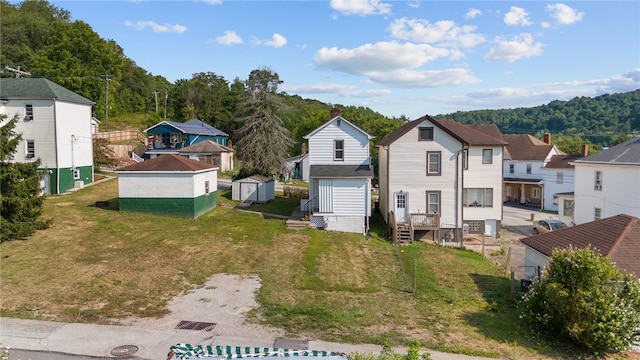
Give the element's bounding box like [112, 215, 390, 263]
[179, 140, 233, 154]
[574, 136, 640, 166]
[145, 119, 228, 137]
[521, 214, 640, 278]
[116, 154, 216, 172]
[0, 78, 94, 105]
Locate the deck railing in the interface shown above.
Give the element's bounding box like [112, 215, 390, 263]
[409, 213, 440, 230]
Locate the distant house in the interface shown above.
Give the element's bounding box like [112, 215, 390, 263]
[144, 119, 229, 158]
[283, 152, 310, 182]
[115, 154, 218, 218]
[521, 214, 640, 279]
[0, 78, 95, 194]
[232, 175, 275, 203]
[571, 136, 640, 225]
[503, 133, 569, 211]
[302, 108, 374, 234]
[179, 139, 234, 172]
[377, 115, 506, 242]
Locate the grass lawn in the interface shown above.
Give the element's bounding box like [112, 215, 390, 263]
[0, 177, 575, 359]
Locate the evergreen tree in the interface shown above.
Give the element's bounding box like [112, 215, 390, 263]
[0, 114, 51, 241]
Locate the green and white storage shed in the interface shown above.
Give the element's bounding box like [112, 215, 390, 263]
[116, 154, 218, 218]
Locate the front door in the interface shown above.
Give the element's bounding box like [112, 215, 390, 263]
[394, 192, 408, 223]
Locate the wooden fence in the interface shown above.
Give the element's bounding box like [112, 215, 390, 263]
[95, 130, 146, 144]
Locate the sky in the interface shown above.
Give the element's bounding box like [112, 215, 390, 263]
[48, 0, 640, 119]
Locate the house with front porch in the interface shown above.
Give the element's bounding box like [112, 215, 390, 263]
[302, 108, 373, 234]
[571, 136, 640, 225]
[144, 119, 229, 158]
[0, 78, 95, 194]
[503, 133, 568, 211]
[376, 115, 506, 243]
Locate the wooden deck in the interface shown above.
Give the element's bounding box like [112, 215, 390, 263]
[389, 211, 440, 243]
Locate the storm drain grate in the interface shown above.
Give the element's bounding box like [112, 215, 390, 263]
[175, 320, 217, 331]
[111, 345, 139, 358]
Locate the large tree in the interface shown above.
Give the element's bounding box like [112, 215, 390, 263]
[0, 114, 51, 241]
[234, 67, 294, 176]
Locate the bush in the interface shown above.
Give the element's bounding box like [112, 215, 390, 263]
[283, 186, 308, 199]
[520, 246, 640, 354]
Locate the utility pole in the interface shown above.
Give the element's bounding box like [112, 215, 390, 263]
[164, 89, 168, 120]
[102, 74, 112, 131]
[5, 65, 31, 78]
[153, 91, 159, 112]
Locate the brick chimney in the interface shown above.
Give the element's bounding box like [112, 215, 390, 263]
[330, 107, 340, 119]
[543, 133, 552, 144]
[581, 144, 589, 157]
[301, 143, 306, 154]
[227, 139, 233, 148]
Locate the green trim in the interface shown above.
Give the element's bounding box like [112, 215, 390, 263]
[37, 165, 93, 195]
[119, 192, 217, 218]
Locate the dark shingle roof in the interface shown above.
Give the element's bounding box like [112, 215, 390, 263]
[145, 119, 228, 137]
[574, 136, 640, 165]
[544, 154, 582, 169]
[376, 115, 506, 147]
[116, 154, 216, 172]
[503, 134, 562, 161]
[521, 214, 640, 278]
[309, 164, 373, 178]
[179, 140, 233, 154]
[0, 78, 94, 105]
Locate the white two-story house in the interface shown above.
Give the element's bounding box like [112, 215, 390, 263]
[303, 108, 374, 234]
[376, 115, 506, 242]
[571, 136, 640, 225]
[503, 133, 570, 211]
[0, 78, 95, 194]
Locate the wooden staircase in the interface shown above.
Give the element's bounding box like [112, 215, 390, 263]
[395, 223, 413, 243]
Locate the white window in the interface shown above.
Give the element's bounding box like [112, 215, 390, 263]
[25, 104, 33, 120]
[396, 193, 406, 208]
[334, 140, 344, 161]
[505, 186, 512, 197]
[594, 207, 601, 220]
[594, 171, 602, 190]
[426, 151, 441, 175]
[526, 164, 532, 174]
[482, 149, 492, 164]
[509, 164, 514, 174]
[26, 140, 35, 158]
[557, 172, 563, 184]
[426, 191, 440, 214]
[463, 188, 493, 208]
[532, 188, 541, 199]
[418, 127, 433, 141]
[563, 200, 574, 217]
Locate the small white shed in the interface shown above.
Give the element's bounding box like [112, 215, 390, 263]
[232, 175, 275, 203]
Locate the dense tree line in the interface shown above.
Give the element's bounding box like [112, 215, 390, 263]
[435, 90, 640, 147]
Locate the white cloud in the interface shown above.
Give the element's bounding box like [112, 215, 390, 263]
[124, 20, 186, 33]
[366, 68, 480, 88]
[546, 3, 585, 25]
[329, 0, 392, 16]
[388, 18, 485, 48]
[465, 8, 481, 19]
[215, 31, 242, 45]
[201, 0, 222, 5]
[484, 33, 543, 62]
[281, 83, 391, 98]
[263, 33, 288, 48]
[504, 6, 531, 26]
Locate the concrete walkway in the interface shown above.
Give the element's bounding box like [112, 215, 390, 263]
[0, 318, 493, 360]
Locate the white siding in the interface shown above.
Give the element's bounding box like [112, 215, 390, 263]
[119, 173, 196, 198]
[378, 146, 389, 220]
[539, 169, 576, 211]
[464, 146, 503, 222]
[4, 100, 56, 166]
[307, 119, 370, 165]
[54, 100, 93, 169]
[333, 179, 369, 216]
[193, 170, 218, 197]
[574, 163, 640, 225]
[524, 247, 549, 279]
[318, 179, 334, 213]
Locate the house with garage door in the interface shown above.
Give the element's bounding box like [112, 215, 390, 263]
[115, 154, 218, 218]
[0, 78, 95, 195]
[302, 108, 374, 234]
[377, 115, 506, 243]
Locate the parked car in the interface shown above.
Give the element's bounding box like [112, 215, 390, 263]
[533, 219, 568, 234]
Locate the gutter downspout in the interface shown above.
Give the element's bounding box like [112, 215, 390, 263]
[53, 101, 60, 194]
[461, 146, 465, 248]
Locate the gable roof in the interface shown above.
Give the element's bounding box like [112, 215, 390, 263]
[116, 154, 216, 172]
[573, 136, 640, 166]
[521, 214, 640, 278]
[178, 139, 233, 154]
[503, 134, 562, 161]
[303, 115, 373, 140]
[376, 115, 506, 147]
[144, 119, 228, 137]
[544, 154, 582, 169]
[0, 78, 94, 105]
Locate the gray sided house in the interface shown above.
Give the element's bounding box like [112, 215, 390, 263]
[116, 154, 218, 218]
[232, 175, 275, 203]
[179, 139, 234, 172]
[0, 78, 95, 195]
[144, 119, 228, 158]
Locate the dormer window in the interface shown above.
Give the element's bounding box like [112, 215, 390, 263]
[418, 127, 433, 141]
[334, 140, 344, 160]
[25, 104, 33, 120]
